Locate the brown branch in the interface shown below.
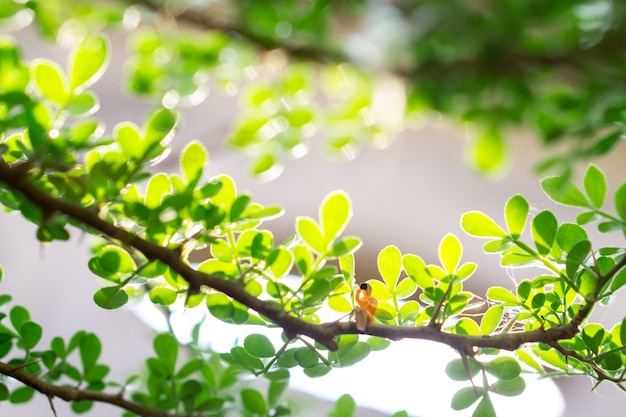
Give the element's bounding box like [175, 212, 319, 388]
[0, 160, 592, 355]
[0, 361, 174, 417]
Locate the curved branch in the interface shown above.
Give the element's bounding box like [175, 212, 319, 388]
[0, 160, 592, 354]
[0, 361, 174, 417]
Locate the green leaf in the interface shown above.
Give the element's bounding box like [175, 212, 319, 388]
[394, 278, 418, 299]
[244, 334, 275, 358]
[68, 35, 109, 91]
[180, 140, 207, 186]
[333, 342, 371, 368]
[144, 173, 172, 209]
[327, 236, 362, 257]
[480, 305, 503, 335]
[505, 194, 528, 238]
[378, 245, 402, 290]
[583, 164, 606, 208]
[296, 216, 326, 254]
[9, 386, 34, 404]
[467, 128, 507, 176]
[10, 306, 29, 332]
[472, 394, 496, 417]
[67, 91, 98, 117]
[451, 386, 484, 410]
[565, 240, 591, 278]
[445, 358, 480, 381]
[439, 233, 462, 275]
[321, 190, 351, 242]
[0, 382, 8, 401]
[19, 321, 42, 350]
[484, 357, 521, 380]
[93, 286, 128, 309]
[403, 254, 432, 288]
[241, 388, 267, 415]
[390, 412, 409, 417]
[486, 287, 518, 304]
[328, 394, 355, 417]
[144, 107, 178, 147]
[149, 287, 177, 305]
[531, 210, 558, 255]
[32, 59, 67, 104]
[115, 123, 143, 159]
[455, 317, 480, 335]
[303, 363, 332, 378]
[206, 293, 234, 320]
[615, 181, 626, 220]
[294, 347, 319, 368]
[461, 211, 507, 238]
[582, 324, 604, 355]
[492, 376, 526, 396]
[79, 333, 101, 372]
[154, 333, 178, 375]
[541, 176, 590, 208]
[556, 223, 588, 252]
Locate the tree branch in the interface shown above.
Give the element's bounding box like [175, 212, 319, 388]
[0, 160, 591, 354]
[0, 361, 174, 417]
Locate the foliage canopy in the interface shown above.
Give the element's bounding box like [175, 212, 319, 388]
[0, 1, 626, 417]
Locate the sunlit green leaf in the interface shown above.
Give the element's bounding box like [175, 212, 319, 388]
[180, 140, 207, 186]
[378, 245, 402, 290]
[480, 305, 503, 335]
[149, 287, 177, 305]
[68, 35, 109, 92]
[505, 194, 528, 238]
[32, 59, 67, 104]
[541, 176, 590, 208]
[461, 211, 507, 238]
[467, 128, 507, 176]
[583, 164, 606, 208]
[296, 216, 326, 254]
[321, 190, 351, 242]
[531, 210, 557, 255]
[93, 286, 128, 309]
[439, 233, 462, 275]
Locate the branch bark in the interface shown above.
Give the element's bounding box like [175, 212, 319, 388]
[0, 160, 590, 354]
[0, 361, 174, 417]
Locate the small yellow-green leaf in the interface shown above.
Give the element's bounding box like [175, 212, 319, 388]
[480, 305, 503, 335]
[68, 35, 109, 92]
[296, 216, 326, 254]
[541, 176, 590, 208]
[149, 287, 177, 306]
[439, 233, 462, 275]
[320, 190, 352, 242]
[505, 194, 528, 238]
[144, 173, 172, 209]
[180, 140, 207, 185]
[531, 210, 557, 255]
[461, 211, 507, 238]
[378, 245, 402, 290]
[583, 164, 607, 208]
[32, 59, 67, 104]
[467, 128, 508, 177]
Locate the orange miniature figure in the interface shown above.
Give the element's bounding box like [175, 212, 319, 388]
[355, 282, 377, 331]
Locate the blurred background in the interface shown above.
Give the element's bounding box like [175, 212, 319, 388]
[2, 7, 626, 416]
